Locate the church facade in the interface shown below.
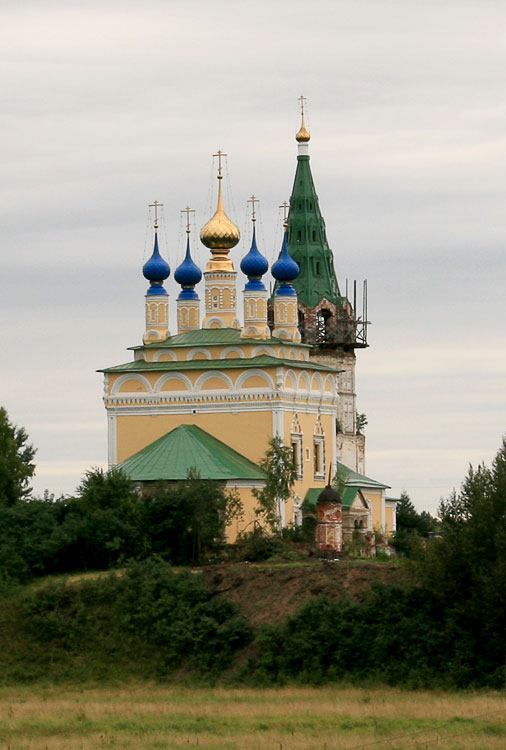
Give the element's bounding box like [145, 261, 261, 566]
[99, 109, 395, 543]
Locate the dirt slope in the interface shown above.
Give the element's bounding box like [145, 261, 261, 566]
[202, 561, 407, 625]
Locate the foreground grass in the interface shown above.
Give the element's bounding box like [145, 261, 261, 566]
[0, 685, 505, 750]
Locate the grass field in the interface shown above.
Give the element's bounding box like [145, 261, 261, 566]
[0, 685, 505, 750]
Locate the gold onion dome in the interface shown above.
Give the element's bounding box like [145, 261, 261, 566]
[200, 178, 240, 252]
[296, 114, 311, 143]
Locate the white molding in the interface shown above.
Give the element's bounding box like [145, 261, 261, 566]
[194, 370, 235, 391]
[252, 346, 273, 357]
[186, 347, 212, 360]
[154, 372, 193, 392]
[220, 347, 245, 359]
[111, 373, 153, 395]
[235, 369, 275, 391]
[225, 480, 265, 489]
[153, 349, 177, 362]
[107, 414, 117, 466]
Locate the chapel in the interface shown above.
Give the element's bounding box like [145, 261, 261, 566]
[99, 104, 396, 546]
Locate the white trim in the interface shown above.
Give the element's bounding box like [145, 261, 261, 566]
[220, 347, 245, 359]
[251, 346, 273, 357]
[310, 372, 324, 392]
[186, 347, 212, 360]
[225, 479, 265, 489]
[107, 414, 117, 466]
[283, 369, 297, 390]
[111, 373, 153, 395]
[154, 372, 193, 392]
[194, 371, 235, 391]
[298, 371, 311, 392]
[272, 410, 283, 438]
[202, 316, 226, 328]
[153, 349, 177, 362]
[104, 394, 337, 415]
[235, 369, 275, 391]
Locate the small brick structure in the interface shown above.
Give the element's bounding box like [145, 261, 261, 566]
[315, 484, 343, 552]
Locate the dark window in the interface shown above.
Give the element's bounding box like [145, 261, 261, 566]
[316, 261, 321, 274]
[312, 230, 317, 242]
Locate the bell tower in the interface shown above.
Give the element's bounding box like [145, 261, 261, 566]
[287, 98, 369, 473]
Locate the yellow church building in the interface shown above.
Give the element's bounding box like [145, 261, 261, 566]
[99, 107, 396, 542]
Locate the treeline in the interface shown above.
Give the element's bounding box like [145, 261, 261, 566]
[0, 468, 241, 582]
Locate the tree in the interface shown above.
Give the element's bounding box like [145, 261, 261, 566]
[0, 407, 36, 506]
[144, 469, 243, 564]
[253, 437, 297, 533]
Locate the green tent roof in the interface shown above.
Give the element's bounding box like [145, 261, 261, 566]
[118, 424, 266, 482]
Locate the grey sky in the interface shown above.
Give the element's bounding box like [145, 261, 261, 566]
[1, 0, 505, 513]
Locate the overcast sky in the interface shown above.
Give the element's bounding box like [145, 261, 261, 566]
[1, 0, 505, 514]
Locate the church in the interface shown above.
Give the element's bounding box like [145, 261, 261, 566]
[99, 105, 396, 546]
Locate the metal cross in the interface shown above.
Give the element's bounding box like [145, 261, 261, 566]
[213, 149, 227, 178]
[298, 95, 306, 116]
[149, 200, 163, 227]
[247, 195, 259, 222]
[181, 206, 195, 234]
[279, 200, 290, 224]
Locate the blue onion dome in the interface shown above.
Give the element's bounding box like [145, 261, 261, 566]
[271, 230, 299, 284]
[240, 226, 269, 291]
[142, 232, 170, 296]
[175, 237, 202, 287]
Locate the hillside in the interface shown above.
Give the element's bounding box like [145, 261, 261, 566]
[202, 560, 406, 625]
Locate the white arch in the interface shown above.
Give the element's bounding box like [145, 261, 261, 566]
[154, 372, 193, 392]
[324, 374, 336, 394]
[310, 372, 324, 393]
[283, 369, 297, 390]
[298, 371, 311, 392]
[220, 347, 245, 359]
[186, 347, 212, 361]
[111, 373, 153, 395]
[144, 329, 164, 342]
[235, 369, 275, 391]
[194, 371, 234, 391]
[203, 316, 225, 329]
[153, 349, 177, 362]
[252, 346, 272, 358]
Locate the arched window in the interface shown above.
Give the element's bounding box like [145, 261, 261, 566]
[316, 308, 332, 344]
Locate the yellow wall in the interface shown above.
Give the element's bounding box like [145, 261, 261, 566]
[116, 411, 272, 466]
[362, 489, 383, 531]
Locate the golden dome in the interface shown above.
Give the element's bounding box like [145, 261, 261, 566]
[200, 178, 240, 251]
[296, 114, 311, 143]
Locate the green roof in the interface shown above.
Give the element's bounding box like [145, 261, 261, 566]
[303, 485, 359, 510]
[118, 424, 266, 482]
[339, 463, 390, 490]
[287, 153, 342, 309]
[99, 354, 339, 374]
[130, 328, 312, 351]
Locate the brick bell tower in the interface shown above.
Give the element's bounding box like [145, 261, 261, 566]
[284, 98, 369, 474]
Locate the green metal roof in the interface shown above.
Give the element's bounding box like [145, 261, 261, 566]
[130, 328, 312, 351]
[339, 463, 390, 490]
[303, 485, 359, 510]
[118, 424, 266, 482]
[99, 354, 339, 374]
[287, 153, 343, 309]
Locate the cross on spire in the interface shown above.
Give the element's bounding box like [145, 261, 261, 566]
[181, 206, 195, 234]
[149, 200, 163, 228]
[279, 200, 290, 226]
[247, 195, 259, 222]
[298, 95, 306, 116]
[213, 149, 227, 178]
